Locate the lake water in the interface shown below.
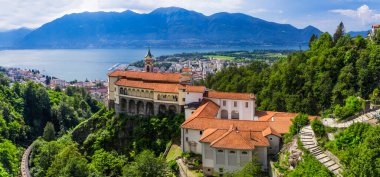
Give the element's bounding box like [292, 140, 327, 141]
[0, 47, 301, 81]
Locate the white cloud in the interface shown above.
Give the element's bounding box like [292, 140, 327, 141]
[331, 4, 380, 25]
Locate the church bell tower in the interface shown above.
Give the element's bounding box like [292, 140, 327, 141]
[144, 48, 154, 72]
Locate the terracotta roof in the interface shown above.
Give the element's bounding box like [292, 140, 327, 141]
[200, 126, 270, 150]
[205, 90, 255, 100]
[200, 129, 226, 143]
[184, 100, 220, 121]
[182, 68, 191, 72]
[180, 99, 309, 150]
[210, 126, 256, 150]
[186, 85, 206, 93]
[115, 79, 184, 93]
[262, 126, 281, 137]
[108, 70, 181, 83]
[181, 101, 299, 134]
[373, 24, 380, 28]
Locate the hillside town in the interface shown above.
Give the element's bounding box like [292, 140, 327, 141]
[2, 67, 108, 103]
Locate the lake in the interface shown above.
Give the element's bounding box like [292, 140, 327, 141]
[0, 47, 301, 81]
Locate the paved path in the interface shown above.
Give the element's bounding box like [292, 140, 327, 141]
[21, 144, 33, 177]
[323, 109, 380, 128]
[300, 125, 342, 177]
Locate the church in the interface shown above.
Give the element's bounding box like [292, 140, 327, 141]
[107, 49, 314, 176]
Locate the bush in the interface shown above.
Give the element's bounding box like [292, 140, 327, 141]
[334, 96, 364, 120]
[311, 119, 325, 138]
[167, 160, 179, 173]
[289, 114, 310, 135]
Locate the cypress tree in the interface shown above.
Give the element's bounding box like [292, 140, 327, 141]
[333, 22, 345, 44]
[309, 34, 317, 48]
[43, 122, 56, 141]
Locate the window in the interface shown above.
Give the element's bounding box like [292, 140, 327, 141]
[186, 129, 188, 134]
[183, 98, 185, 101]
[234, 101, 237, 107]
[245, 102, 249, 108]
[223, 100, 226, 106]
[269, 137, 273, 140]
[186, 137, 188, 142]
[216, 150, 225, 165]
[200, 131, 203, 135]
[269, 147, 272, 149]
[240, 151, 249, 165]
[205, 145, 213, 159]
[228, 151, 237, 166]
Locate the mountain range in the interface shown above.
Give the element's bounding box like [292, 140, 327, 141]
[0, 28, 32, 48]
[2, 7, 326, 48]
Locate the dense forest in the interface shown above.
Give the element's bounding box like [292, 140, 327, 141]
[0, 73, 102, 176]
[199, 24, 380, 118]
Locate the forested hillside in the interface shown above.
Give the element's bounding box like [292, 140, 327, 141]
[0, 73, 101, 176]
[30, 109, 183, 177]
[199, 24, 380, 117]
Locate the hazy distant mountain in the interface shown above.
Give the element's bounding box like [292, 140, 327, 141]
[16, 7, 322, 49]
[0, 28, 32, 48]
[348, 31, 369, 37]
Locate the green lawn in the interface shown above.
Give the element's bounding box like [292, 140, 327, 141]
[203, 55, 236, 60]
[166, 144, 182, 162]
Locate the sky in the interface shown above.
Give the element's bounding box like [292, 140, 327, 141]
[1, 0, 380, 33]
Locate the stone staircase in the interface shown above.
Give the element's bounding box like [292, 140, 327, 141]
[300, 125, 342, 177]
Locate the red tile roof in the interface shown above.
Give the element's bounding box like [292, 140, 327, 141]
[200, 126, 270, 150]
[262, 126, 281, 137]
[210, 126, 256, 150]
[115, 79, 185, 93]
[205, 91, 255, 100]
[373, 24, 380, 28]
[182, 68, 191, 72]
[108, 70, 181, 83]
[186, 85, 206, 93]
[181, 99, 307, 149]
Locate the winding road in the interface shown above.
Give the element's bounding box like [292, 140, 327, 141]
[20, 144, 33, 177]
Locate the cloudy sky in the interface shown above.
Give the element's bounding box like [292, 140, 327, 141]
[1, 0, 380, 33]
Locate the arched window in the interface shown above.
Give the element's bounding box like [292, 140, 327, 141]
[119, 88, 123, 94]
[221, 110, 228, 119]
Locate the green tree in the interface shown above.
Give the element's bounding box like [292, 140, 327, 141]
[290, 114, 310, 135]
[0, 139, 19, 176]
[122, 150, 167, 177]
[46, 145, 89, 177]
[90, 149, 126, 177]
[333, 22, 345, 44]
[309, 34, 317, 48]
[230, 156, 263, 176]
[43, 122, 56, 141]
